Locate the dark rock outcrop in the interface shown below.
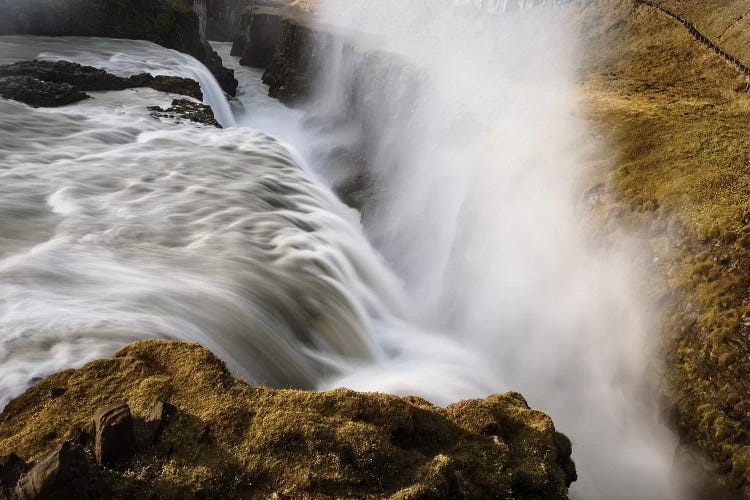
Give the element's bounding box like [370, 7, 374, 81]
[0, 76, 90, 107]
[238, 7, 284, 68]
[144, 400, 177, 446]
[0, 340, 576, 499]
[0, 60, 206, 108]
[140, 75, 204, 100]
[94, 403, 136, 467]
[0, 453, 25, 499]
[0, 0, 238, 95]
[207, 0, 253, 41]
[14, 442, 109, 500]
[0, 60, 134, 91]
[231, 3, 321, 104]
[149, 99, 222, 127]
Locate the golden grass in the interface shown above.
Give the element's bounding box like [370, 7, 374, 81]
[569, 0, 750, 492]
[0, 340, 574, 499]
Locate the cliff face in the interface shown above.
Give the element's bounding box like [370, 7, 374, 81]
[206, 0, 252, 41]
[0, 0, 238, 95]
[0, 340, 576, 499]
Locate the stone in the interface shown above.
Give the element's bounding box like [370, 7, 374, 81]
[14, 442, 109, 500]
[150, 76, 203, 100]
[145, 400, 177, 444]
[0, 76, 90, 107]
[48, 388, 65, 399]
[94, 402, 136, 466]
[148, 99, 222, 128]
[0, 453, 25, 498]
[0, 60, 131, 91]
[0, 60, 205, 101]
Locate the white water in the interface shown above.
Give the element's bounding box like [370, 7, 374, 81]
[0, 8, 678, 499]
[0, 36, 414, 400]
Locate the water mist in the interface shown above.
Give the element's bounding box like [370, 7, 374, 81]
[311, 1, 679, 498]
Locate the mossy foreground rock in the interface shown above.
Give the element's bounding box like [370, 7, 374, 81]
[0, 341, 575, 499]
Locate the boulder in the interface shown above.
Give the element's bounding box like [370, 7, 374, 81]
[148, 75, 203, 100]
[14, 442, 109, 500]
[0, 76, 90, 107]
[0, 454, 25, 499]
[0, 60, 133, 91]
[144, 399, 177, 445]
[149, 99, 222, 127]
[94, 403, 136, 467]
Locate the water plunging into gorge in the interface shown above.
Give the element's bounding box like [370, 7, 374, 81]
[0, 2, 680, 498]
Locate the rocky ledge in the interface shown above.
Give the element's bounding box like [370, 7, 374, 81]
[0, 60, 203, 108]
[0, 0, 238, 96]
[0, 340, 575, 499]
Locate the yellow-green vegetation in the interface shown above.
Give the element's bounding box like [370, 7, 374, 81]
[570, 0, 750, 493]
[0, 340, 575, 499]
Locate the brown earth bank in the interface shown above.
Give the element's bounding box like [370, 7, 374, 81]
[229, 0, 750, 496]
[0, 340, 576, 500]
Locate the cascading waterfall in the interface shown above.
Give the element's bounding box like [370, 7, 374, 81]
[308, 1, 679, 498]
[0, 36, 409, 405]
[0, 2, 679, 498]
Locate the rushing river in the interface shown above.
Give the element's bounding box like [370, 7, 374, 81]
[1, 6, 679, 497]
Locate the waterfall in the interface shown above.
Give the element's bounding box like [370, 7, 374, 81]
[306, 1, 679, 498]
[0, 36, 408, 405]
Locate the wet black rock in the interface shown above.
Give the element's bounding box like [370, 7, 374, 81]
[0, 60, 133, 91]
[149, 99, 222, 128]
[205, 48, 239, 97]
[0, 76, 90, 107]
[137, 74, 204, 100]
[0, 0, 238, 96]
[0, 60, 206, 107]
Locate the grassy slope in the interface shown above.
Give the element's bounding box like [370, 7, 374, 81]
[573, 0, 750, 493]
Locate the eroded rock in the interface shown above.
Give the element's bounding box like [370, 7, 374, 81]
[14, 442, 109, 500]
[0, 76, 89, 107]
[94, 403, 136, 467]
[0, 453, 25, 499]
[144, 399, 177, 445]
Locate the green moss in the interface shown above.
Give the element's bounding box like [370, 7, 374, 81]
[0, 340, 575, 499]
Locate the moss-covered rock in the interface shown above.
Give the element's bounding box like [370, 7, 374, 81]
[0, 340, 575, 499]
